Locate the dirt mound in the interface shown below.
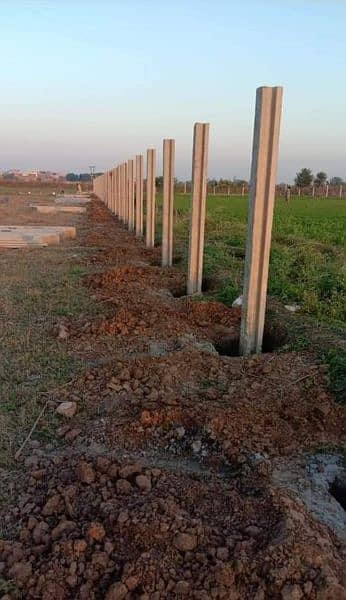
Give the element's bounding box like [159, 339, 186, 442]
[1, 452, 344, 599]
[54, 348, 345, 459]
[85, 265, 186, 298]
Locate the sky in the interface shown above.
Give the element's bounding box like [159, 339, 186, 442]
[0, 0, 345, 182]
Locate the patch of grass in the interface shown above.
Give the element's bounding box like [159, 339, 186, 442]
[321, 348, 346, 404]
[0, 578, 18, 596]
[0, 203, 107, 466]
[156, 193, 346, 327]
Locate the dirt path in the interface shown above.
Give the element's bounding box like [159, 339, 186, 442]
[0, 197, 345, 599]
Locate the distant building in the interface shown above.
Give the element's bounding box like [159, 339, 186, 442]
[1, 169, 64, 182]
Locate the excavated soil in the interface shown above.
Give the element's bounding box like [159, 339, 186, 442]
[1, 200, 345, 600]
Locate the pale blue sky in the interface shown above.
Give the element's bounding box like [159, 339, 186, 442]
[1, 0, 345, 181]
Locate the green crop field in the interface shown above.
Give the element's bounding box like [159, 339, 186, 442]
[156, 194, 346, 327]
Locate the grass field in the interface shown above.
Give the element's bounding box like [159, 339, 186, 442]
[156, 194, 346, 328]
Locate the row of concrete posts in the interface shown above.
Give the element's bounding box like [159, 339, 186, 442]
[93, 86, 283, 355]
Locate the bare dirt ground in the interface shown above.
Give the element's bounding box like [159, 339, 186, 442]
[0, 193, 345, 599]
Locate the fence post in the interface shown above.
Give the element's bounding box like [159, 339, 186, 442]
[135, 155, 144, 236]
[184, 182, 187, 194]
[325, 184, 329, 198]
[120, 163, 126, 221]
[312, 185, 315, 198]
[127, 159, 134, 231]
[240, 86, 283, 356]
[339, 185, 343, 198]
[123, 162, 129, 225]
[162, 139, 175, 266]
[146, 149, 156, 248]
[241, 184, 245, 197]
[187, 123, 210, 295]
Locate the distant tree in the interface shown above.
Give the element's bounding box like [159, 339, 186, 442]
[155, 176, 163, 188]
[329, 176, 344, 186]
[295, 168, 313, 187]
[66, 173, 79, 182]
[314, 171, 328, 186]
[79, 173, 92, 182]
[233, 178, 247, 185]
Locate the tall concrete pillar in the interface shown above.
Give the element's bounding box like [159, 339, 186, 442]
[111, 170, 114, 213]
[119, 164, 124, 221]
[187, 123, 210, 295]
[146, 149, 156, 248]
[162, 139, 175, 266]
[116, 166, 120, 216]
[113, 167, 118, 215]
[128, 159, 135, 231]
[135, 155, 144, 236]
[124, 162, 128, 224]
[102, 174, 106, 204]
[239, 86, 283, 356]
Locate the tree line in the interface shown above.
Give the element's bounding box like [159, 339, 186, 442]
[294, 169, 344, 187]
[66, 173, 103, 182]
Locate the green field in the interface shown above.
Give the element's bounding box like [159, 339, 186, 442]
[156, 194, 346, 327]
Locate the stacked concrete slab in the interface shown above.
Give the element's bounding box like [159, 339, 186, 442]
[55, 194, 91, 206]
[30, 205, 86, 214]
[0, 226, 76, 248]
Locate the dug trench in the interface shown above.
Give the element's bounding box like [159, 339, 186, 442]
[0, 199, 345, 600]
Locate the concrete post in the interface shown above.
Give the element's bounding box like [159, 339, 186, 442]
[117, 166, 121, 216]
[162, 139, 175, 266]
[298, 187, 301, 196]
[239, 86, 283, 356]
[120, 163, 126, 221]
[102, 174, 106, 204]
[241, 184, 245, 197]
[114, 167, 118, 215]
[127, 159, 135, 231]
[213, 185, 216, 196]
[339, 185, 343, 198]
[187, 123, 210, 295]
[312, 185, 315, 198]
[184, 182, 187, 194]
[135, 155, 144, 236]
[109, 170, 113, 212]
[325, 184, 329, 198]
[105, 171, 109, 206]
[146, 149, 156, 248]
[228, 186, 231, 196]
[124, 162, 128, 224]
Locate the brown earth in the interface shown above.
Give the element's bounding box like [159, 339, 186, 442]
[0, 198, 345, 599]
